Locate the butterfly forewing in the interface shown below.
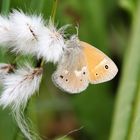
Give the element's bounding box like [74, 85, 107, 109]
[80, 41, 118, 84]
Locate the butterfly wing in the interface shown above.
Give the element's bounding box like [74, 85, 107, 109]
[52, 41, 89, 94]
[80, 41, 118, 84]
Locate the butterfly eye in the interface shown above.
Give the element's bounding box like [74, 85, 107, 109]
[65, 79, 68, 82]
[96, 73, 98, 76]
[105, 65, 109, 69]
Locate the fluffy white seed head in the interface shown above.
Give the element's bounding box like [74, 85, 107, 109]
[0, 10, 67, 64]
[0, 64, 43, 140]
[9, 10, 45, 55]
[0, 64, 42, 109]
[9, 11, 67, 63]
[0, 16, 11, 46]
[37, 21, 66, 63]
[8, 10, 66, 63]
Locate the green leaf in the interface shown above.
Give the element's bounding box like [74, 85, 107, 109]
[127, 82, 140, 140]
[119, 0, 136, 15]
[109, 1, 140, 140]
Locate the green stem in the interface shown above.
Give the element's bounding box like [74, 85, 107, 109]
[127, 79, 140, 140]
[51, 0, 58, 23]
[109, 1, 140, 140]
[119, 0, 136, 16]
[1, 0, 10, 14]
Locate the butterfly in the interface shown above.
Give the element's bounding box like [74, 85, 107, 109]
[52, 35, 118, 93]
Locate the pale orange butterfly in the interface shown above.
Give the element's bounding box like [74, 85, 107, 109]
[52, 35, 118, 93]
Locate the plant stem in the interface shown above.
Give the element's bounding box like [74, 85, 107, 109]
[51, 0, 58, 23]
[109, 1, 140, 140]
[127, 79, 140, 140]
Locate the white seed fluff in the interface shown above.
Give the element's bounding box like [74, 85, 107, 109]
[0, 10, 67, 64]
[0, 16, 11, 46]
[9, 10, 45, 55]
[37, 21, 66, 63]
[0, 64, 43, 140]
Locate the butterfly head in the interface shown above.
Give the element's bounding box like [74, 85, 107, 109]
[65, 35, 80, 50]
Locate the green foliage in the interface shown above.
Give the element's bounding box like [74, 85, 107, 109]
[119, 0, 137, 15]
[128, 83, 140, 140]
[109, 1, 140, 139]
[1, 0, 10, 14]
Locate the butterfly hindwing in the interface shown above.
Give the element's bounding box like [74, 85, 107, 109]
[52, 39, 89, 93]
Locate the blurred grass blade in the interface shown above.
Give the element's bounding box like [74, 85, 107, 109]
[127, 81, 140, 140]
[109, 1, 140, 140]
[51, 0, 58, 23]
[1, 0, 10, 14]
[119, 0, 136, 15]
[30, 0, 45, 13]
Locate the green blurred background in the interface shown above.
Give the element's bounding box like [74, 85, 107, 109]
[0, 0, 140, 140]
